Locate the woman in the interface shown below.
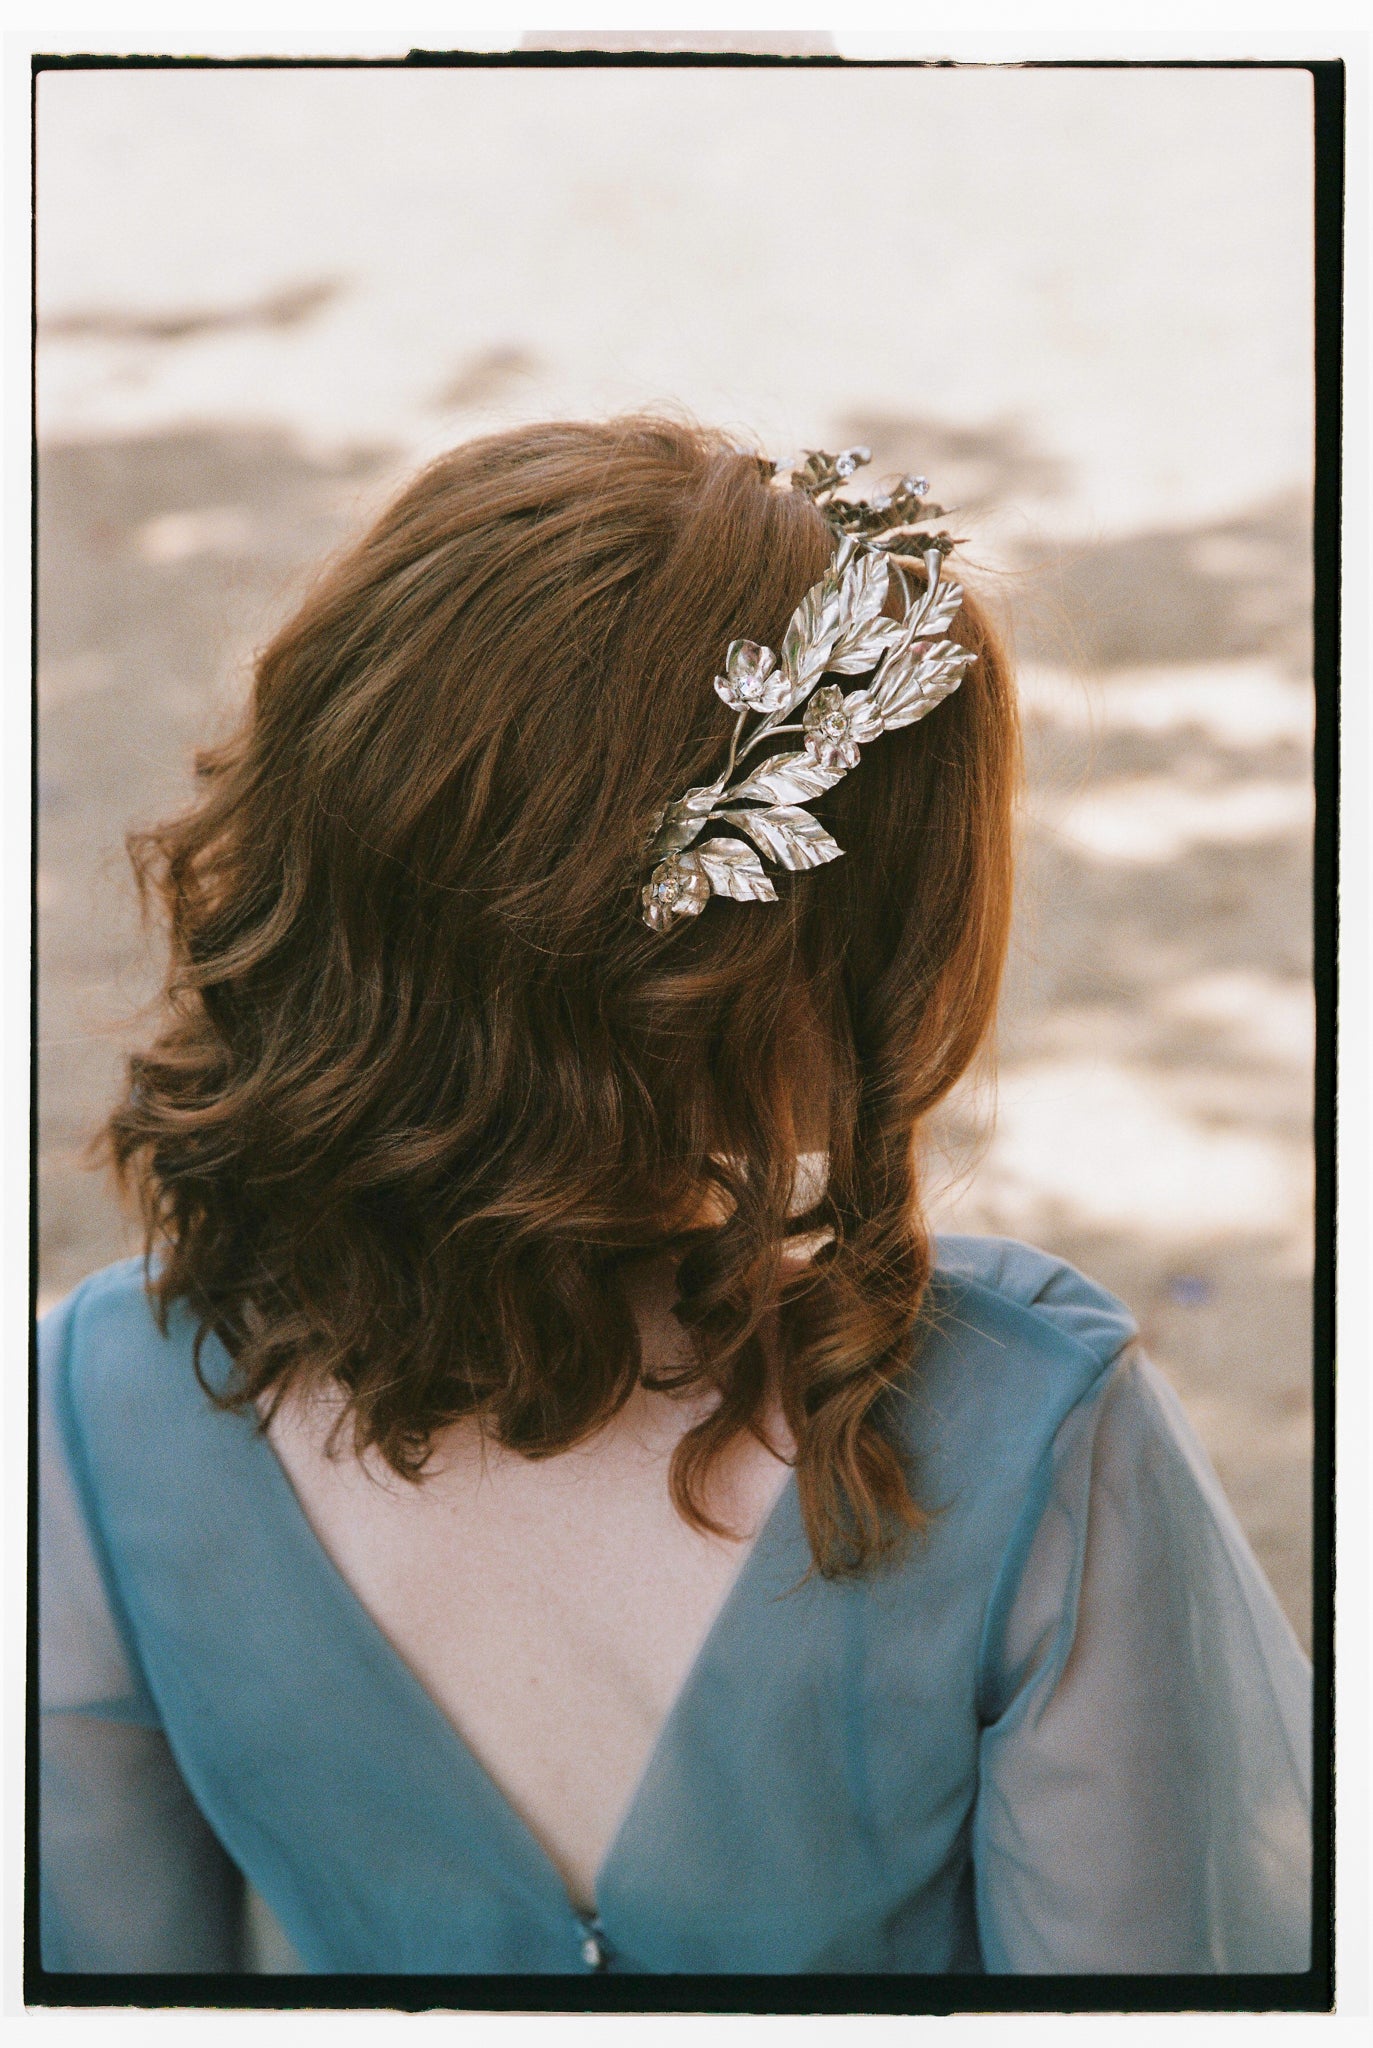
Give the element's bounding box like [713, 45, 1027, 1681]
[38, 417, 1311, 1977]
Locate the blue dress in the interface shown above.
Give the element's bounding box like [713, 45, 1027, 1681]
[37, 1236, 1312, 1976]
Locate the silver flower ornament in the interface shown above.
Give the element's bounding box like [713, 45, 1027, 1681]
[640, 850, 712, 931]
[641, 836, 780, 930]
[715, 641, 791, 715]
[803, 684, 883, 772]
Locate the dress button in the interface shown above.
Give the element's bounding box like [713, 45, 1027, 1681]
[580, 1925, 608, 1970]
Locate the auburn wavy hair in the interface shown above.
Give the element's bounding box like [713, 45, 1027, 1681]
[106, 415, 1020, 1576]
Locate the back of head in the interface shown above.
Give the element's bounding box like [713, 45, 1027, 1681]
[108, 414, 1021, 1575]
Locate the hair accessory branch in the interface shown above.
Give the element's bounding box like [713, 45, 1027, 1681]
[641, 450, 975, 931]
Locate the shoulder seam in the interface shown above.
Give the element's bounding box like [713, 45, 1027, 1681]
[972, 1345, 1133, 1724]
[929, 1265, 1136, 1378]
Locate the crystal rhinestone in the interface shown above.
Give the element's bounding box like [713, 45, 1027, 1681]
[653, 873, 680, 905]
[581, 1931, 606, 1969]
[911, 474, 930, 497]
[835, 453, 856, 479]
[823, 711, 848, 737]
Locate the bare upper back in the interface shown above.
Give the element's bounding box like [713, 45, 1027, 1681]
[263, 1271, 795, 1913]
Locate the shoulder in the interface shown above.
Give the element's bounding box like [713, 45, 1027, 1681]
[930, 1232, 1137, 1372]
[38, 1263, 170, 1719]
[42, 1257, 160, 1345]
[40, 1258, 219, 1452]
[905, 1234, 1139, 1484]
[42, 1255, 174, 1378]
[851, 1239, 1145, 1701]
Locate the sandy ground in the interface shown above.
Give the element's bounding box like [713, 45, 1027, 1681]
[36, 61, 1316, 1656]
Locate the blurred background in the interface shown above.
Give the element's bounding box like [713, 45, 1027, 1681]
[36, 51, 1315, 1647]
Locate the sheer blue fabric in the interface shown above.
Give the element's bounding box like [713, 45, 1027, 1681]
[37, 1237, 1312, 1975]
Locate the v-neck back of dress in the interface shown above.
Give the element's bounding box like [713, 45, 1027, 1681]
[45, 1237, 1179, 1976]
[263, 1374, 797, 1917]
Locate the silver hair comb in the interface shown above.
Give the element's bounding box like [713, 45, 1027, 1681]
[640, 450, 974, 931]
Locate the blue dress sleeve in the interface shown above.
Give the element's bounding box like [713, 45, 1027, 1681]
[38, 1287, 248, 1973]
[973, 1347, 1312, 1974]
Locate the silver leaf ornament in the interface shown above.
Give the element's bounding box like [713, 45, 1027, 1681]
[825, 614, 906, 674]
[777, 562, 849, 708]
[727, 748, 848, 807]
[870, 638, 973, 728]
[652, 781, 727, 856]
[734, 805, 844, 871]
[642, 470, 972, 932]
[835, 547, 890, 635]
[694, 837, 779, 902]
[909, 578, 963, 641]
